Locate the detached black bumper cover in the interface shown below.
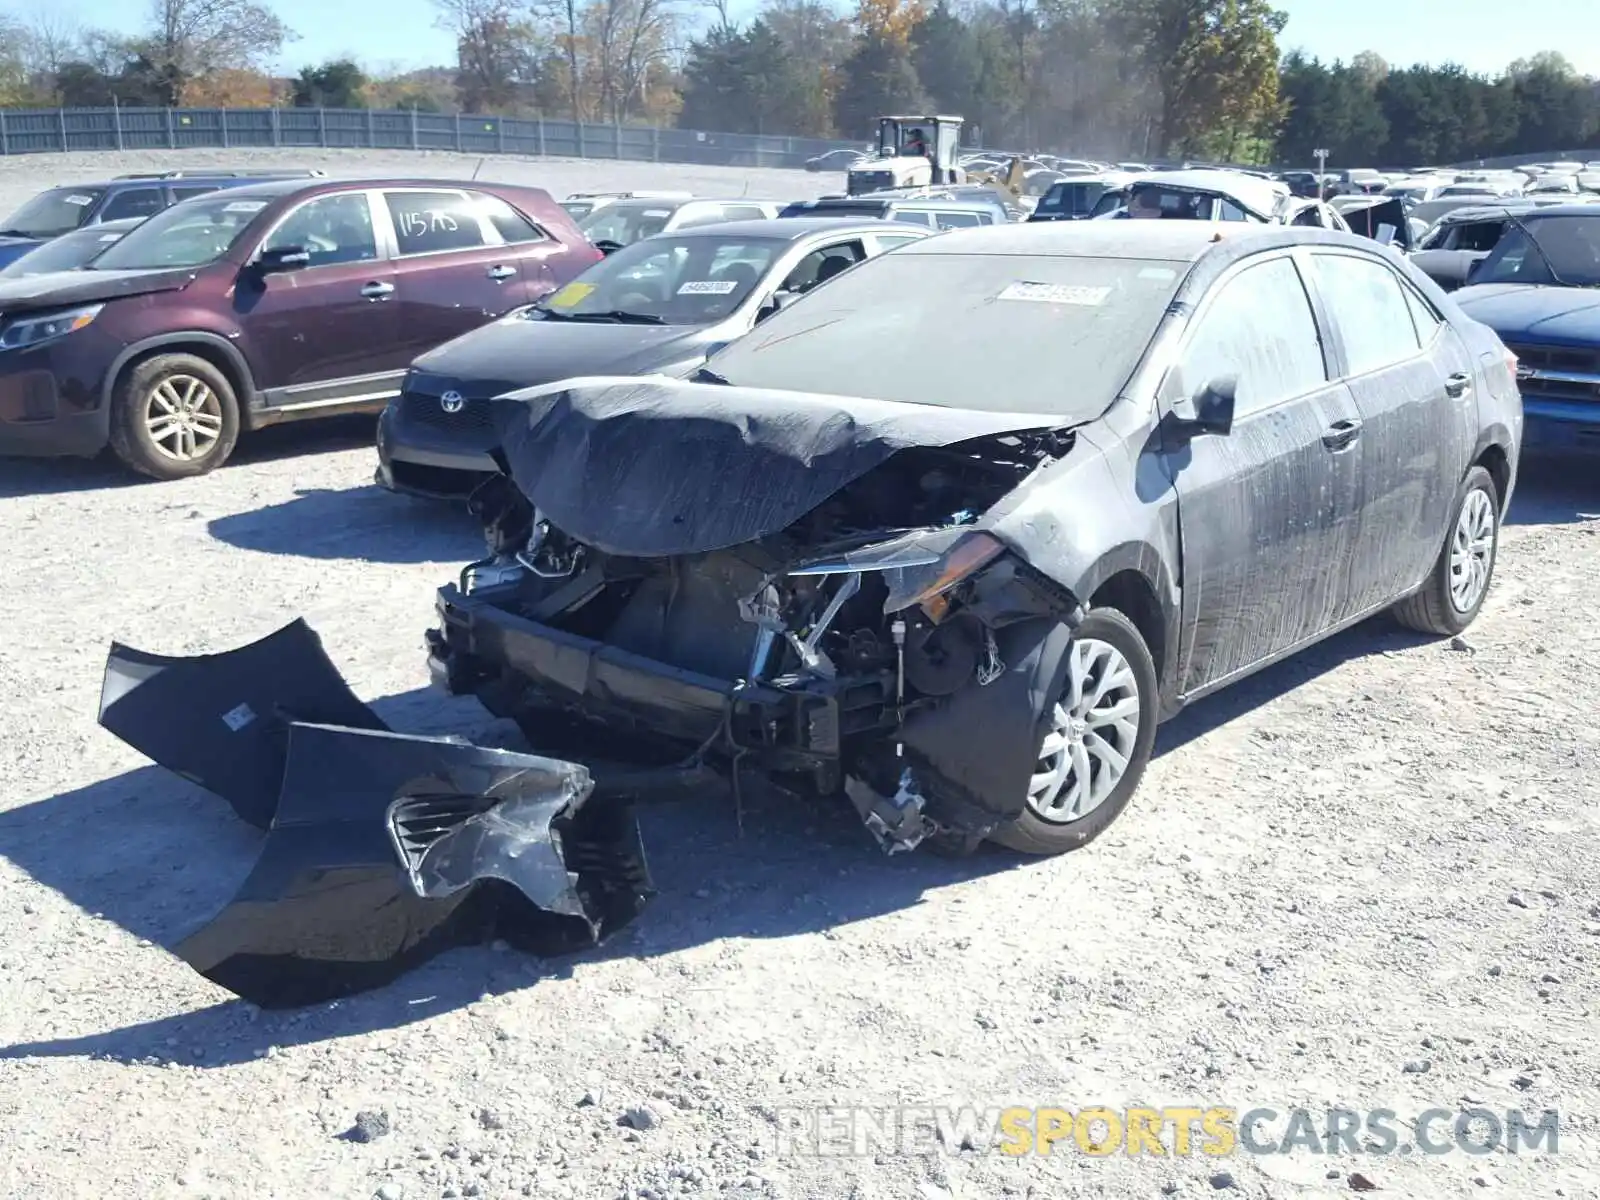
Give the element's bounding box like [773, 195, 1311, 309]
[96, 620, 651, 1009]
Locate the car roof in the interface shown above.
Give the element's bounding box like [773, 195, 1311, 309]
[1510, 203, 1600, 219]
[671, 216, 928, 239]
[898, 220, 1343, 261]
[811, 196, 999, 212]
[1125, 169, 1288, 218]
[198, 177, 554, 202]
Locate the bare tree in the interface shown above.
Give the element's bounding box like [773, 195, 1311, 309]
[136, 0, 295, 104]
[583, 0, 680, 123]
[433, 0, 541, 112]
[23, 7, 83, 77]
[528, 0, 586, 122]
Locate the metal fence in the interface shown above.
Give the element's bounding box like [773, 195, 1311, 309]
[0, 105, 863, 171]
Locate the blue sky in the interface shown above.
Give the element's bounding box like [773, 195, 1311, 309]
[46, 0, 1600, 77]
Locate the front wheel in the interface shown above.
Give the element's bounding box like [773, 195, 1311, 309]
[1392, 465, 1500, 636]
[990, 608, 1159, 856]
[107, 352, 241, 480]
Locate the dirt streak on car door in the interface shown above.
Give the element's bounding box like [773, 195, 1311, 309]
[1160, 252, 1367, 695]
[1306, 251, 1478, 611]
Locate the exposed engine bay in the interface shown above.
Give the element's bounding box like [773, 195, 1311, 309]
[93, 378, 1090, 1007]
[431, 427, 1082, 855]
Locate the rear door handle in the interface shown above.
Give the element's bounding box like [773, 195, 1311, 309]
[1322, 418, 1363, 451]
[361, 281, 395, 300]
[487, 264, 517, 281]
[1445, 371, 1472, 398]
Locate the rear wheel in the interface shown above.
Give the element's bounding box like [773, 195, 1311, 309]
[990, 608, 1159, 856]
[1392, 465, 1499, 636]
[107, 353, 240, 480]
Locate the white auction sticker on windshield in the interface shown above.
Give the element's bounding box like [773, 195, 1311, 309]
[678, 280, 739, 295]
[997, 281, 1109, 305]
[64, 194, 94, 206]
[223, 200, 268, 214]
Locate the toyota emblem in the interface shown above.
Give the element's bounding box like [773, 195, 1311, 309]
[440, 390, 465, 414]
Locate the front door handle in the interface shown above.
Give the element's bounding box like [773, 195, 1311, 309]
[361, 281, 395, 300]
[1445, 371, 1473, 398]
[1322, 418, 1363, 451]
[487, 264, 517, 281]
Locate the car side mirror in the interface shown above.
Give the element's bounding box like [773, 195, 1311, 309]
[1168, 376, 1237, 439]
[256, 244, 310, 272]
[756, 290, 796, 323]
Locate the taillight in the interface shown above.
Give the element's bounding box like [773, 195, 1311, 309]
[1504, 347, 1518, 376]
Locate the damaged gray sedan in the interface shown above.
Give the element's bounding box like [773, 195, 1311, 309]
[433, 222, 1521, 854]
[102, 222, 1521, 1006]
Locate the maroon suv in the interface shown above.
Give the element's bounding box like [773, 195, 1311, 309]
[0, 177, 599, 479]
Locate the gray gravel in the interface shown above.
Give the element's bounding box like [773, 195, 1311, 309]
[0, 146, 836, 217]
[1, 149, 1598, 1200]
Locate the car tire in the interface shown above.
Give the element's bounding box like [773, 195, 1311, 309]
[990, 608, 1159, 856]
[1392, 465, 1500, 636]
[107, 353, 241, 480]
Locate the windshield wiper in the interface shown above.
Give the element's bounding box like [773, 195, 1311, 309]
[692, 366, 731, 385]
[0, 229, 41, 239]
[566, 309, 667, 324]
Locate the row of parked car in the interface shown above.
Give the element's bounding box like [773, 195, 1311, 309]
[1, 156, 1595, 490]
[0, 168, 999, 480]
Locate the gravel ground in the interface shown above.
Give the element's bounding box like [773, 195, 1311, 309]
[1, 151, 1598, 1200]
[0, 146, 837, 215]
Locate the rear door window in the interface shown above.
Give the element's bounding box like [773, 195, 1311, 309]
[1309, 252, 1424, 376]
[781, 239, 868, 292]
[101, 187, 166, 221]
[935, 210, 983, 229]
[172, 185, 221, 202]
[384, 190, 489, 254]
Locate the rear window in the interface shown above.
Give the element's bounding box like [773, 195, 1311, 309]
[705, 250, 1188, 418]
[0, 187, 105, 238]
[1035, 182, 1108, 217]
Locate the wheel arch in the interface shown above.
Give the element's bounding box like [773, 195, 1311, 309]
[1472, 435, 1513, 510]
[1070, 543, 1180, 713]
[102, 333, 257, 423]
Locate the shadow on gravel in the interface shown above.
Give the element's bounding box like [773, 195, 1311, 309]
[0, 687, 1013, 1069]
[1504, 457, 1598, 527]
[207, 482, 479, 563]
[0, 455, 138, 499]
[0, 415, 380, 499]
[1155, 618, 1435, 757]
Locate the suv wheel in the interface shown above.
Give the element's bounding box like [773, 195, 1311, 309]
[108, 353, 241, 480]
[990, 608, 1159, 856]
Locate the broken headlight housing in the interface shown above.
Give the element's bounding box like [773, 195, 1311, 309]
[791, 529, 1004, 615]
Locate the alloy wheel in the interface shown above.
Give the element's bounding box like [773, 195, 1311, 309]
[1448, 487, 1496, 613]
[1027, 637, 1142, 823]
[144, 374, 225, 463]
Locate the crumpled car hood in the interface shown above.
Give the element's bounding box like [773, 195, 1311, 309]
[491, 375, 1065, 557]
